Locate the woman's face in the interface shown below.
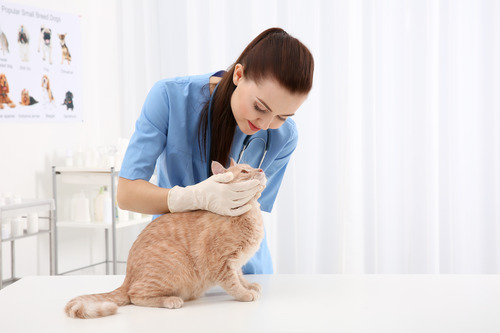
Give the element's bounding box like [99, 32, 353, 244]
[230, 64, 308, 135]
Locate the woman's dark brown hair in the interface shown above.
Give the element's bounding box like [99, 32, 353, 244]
[199, 27, 314, 170]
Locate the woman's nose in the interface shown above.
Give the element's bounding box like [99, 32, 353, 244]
[257, 115, 273, 130]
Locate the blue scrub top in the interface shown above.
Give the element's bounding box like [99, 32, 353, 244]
[119, 71, 298, 274]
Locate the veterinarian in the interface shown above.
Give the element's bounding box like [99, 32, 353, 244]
[117, 27, 314, 274]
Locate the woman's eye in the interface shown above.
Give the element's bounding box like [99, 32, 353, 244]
[254, 104, 266, 112]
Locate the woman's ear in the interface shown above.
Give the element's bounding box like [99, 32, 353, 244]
[233, 63, 244, 86]
[211, 161, 227, 175]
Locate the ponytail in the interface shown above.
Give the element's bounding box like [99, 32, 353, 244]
[198, 27, 314, 169]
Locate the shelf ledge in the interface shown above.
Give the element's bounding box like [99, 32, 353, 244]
[56, 217, 151, 229]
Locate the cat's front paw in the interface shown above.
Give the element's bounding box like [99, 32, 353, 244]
[164, 296, 184, 309]
[236, 289, 260, 302]
[247, 282, 262, 293]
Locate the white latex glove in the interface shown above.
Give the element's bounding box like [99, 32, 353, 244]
[167, 172, 262, 216]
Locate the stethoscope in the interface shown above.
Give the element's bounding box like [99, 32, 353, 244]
[237, 130, 271, 167]
[207, 83, 271, 176]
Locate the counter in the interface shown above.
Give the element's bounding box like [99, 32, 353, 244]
[0, 274, 499, 332]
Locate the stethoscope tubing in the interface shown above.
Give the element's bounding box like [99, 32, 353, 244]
[237, 132, 271, 168]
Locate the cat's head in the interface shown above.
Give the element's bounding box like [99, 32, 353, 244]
[211, 159, 267, 188]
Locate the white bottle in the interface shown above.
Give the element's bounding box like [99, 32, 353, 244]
[71, 191, 91, 222]
[1, 218, 11, 239]
[94, 187, 105, 222]
[65, 148, 74, 167]
[75, 145, 85, 167]
[103, 187, 113, 224]
[11, 216, 23, 237]
[94, 187, 113, 223]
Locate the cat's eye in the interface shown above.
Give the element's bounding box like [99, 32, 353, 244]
[241, 170, 249, 174]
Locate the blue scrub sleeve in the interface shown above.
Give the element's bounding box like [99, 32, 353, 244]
[259, 130, 298, 213]
[119, 81, 170, 181]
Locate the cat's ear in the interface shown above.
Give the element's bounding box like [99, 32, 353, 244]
[211, 161, 227, 175]
[230, 158, 236, 167]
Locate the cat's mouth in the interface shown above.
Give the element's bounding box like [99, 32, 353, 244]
[255, 172, 267, 187]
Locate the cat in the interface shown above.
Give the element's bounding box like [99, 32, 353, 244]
[65, 160, 266, 319]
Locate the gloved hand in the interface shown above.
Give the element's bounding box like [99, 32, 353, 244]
[167, 172, 262, 216]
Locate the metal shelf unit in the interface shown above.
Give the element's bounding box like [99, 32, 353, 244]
[0, 199, 55, 289]
[52, 166, 150, 275]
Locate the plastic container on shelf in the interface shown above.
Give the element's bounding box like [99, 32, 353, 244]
[70, 191, 91, 222]
[117, 207, 129, 222]
[27, 213, 39, 233]
[11, 216, 23, 237]
[1, 218, 11, 239]
[94, 187, 112, 223]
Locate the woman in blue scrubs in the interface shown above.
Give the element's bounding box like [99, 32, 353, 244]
[117, 27, 314, 274]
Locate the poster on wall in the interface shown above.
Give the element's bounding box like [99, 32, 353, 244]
[0, 1, 82, 122]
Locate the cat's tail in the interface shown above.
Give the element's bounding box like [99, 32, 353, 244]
[65, 285, 130, 319]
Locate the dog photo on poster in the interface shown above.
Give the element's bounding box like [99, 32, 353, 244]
[0, 1, 82, 122]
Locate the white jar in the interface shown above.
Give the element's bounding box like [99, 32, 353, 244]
[27, 213, 39, 233]
[3, 193, 13, 205]
[12, 195, 22, 205]
[1, 219, 11, 239]
[11, 216, 23, 237]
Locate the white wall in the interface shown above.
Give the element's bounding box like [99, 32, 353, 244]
[1, 0, 125, 278]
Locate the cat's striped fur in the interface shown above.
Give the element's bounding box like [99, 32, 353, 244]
[65, 161, 266, 318]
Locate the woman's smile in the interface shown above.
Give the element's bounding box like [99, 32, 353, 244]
[248, 120, 260, 132]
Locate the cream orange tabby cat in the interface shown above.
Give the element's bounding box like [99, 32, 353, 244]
[65, 160, 266, 318]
